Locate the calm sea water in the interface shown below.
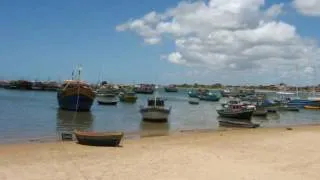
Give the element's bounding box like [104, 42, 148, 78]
[0, 88, 320, 144]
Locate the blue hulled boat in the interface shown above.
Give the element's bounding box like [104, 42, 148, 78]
[198, 91, 221, 101]
[57, 80, 95, 111]
[57, 66, 95, 111]
[287, 99, 312, 108]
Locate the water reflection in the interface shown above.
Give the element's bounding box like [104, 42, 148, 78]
[139, 122, 170, 137]
[56, 109, 94, 134]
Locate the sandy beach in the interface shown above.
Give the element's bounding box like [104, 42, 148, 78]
[0, 126, 319, 180]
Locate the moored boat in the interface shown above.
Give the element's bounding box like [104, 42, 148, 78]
[140, 97, 171, 123]
[96, 84, 119, 105]
[119, 91, 137, 103]
[164, 84, 178, 92]
[134, 84, 154, 94]
[57, 66, 95, 111]
[57, 80, 95, 111]
[198, 91, 221, 101]
[216, 100, 255, 119]
[74, 130, 124, 146]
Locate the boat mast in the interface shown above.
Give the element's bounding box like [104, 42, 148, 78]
[154, 85, 157, 107]
[295, 65, 299, 98]
[76, 64, 82, 81]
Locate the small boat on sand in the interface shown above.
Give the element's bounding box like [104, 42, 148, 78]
[74, 130, 124, 146]
[218, 120, 260, 128]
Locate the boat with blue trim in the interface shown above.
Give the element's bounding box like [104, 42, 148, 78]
[57, 66, 95, 111]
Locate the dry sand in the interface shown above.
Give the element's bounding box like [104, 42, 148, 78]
[0, 126, 320, 180]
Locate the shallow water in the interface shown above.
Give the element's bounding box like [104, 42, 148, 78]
[0, 88, 319, 144]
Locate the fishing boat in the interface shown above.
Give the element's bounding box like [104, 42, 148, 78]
[96, 84, 119, 105]
[6, 80, 33, 90]
[216, 100, 255, 119]
[74, 130, 124, 146]
[218, 120, 260, 128]
[57, 67, 95, 111]
[134, 84, 154, 94]
[164, 84, 178, 92]
[140, 96, 171, 123]
[119, 91, 137, 103]
[198, 91, 221, 101]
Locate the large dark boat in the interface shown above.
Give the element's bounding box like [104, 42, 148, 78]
[57, 67, 95, 111]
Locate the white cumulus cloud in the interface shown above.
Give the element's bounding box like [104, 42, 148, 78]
[293, 0, 320, 16]
[116, 0, 320, 84]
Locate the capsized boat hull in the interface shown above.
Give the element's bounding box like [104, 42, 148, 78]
[74, 131, 124, 146]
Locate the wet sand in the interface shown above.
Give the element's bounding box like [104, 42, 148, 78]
[0, 126, 319, 180]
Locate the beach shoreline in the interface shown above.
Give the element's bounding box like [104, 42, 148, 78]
[2, 122, 320, 145]
[1, 124, 320, 180]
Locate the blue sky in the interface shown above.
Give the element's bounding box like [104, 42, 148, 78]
[0, 0, 319, 85]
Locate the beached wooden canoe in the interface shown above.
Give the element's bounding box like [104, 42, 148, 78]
[218, 120, 260, 128]
[74, 130, 124, 146]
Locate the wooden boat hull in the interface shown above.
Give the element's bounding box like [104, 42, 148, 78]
[140, 108, 170, 122]
[57, 87, 95, 111]
[219, 120, 260, 128]
[217, 110, 254, 120]
[304, 105, 320, 110]
[74, 131, 124, 146]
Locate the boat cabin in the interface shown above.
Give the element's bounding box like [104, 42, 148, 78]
[147, 97, 164, 107]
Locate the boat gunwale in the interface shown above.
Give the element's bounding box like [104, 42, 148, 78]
[74, 130, 124, 137]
